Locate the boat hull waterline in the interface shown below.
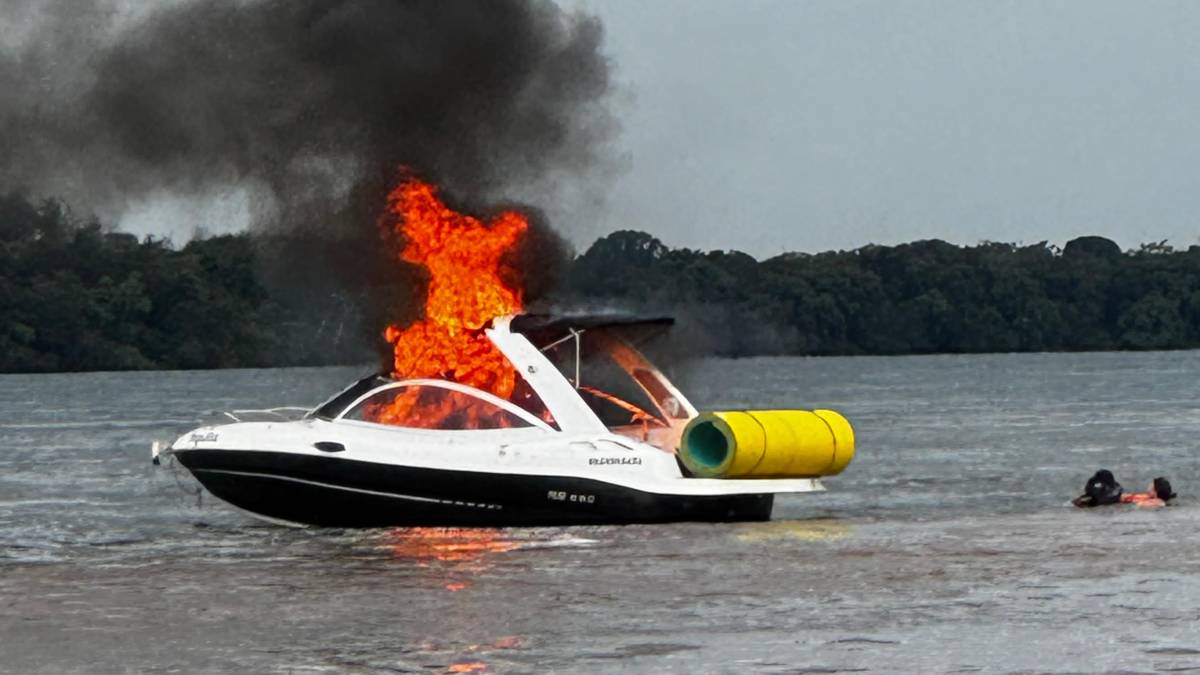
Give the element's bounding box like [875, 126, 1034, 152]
[176, 449, 775, 527]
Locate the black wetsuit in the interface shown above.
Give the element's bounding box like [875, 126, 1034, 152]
[1072, 469, 1123, 508]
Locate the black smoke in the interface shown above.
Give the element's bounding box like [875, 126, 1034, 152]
[0, 0, 612, 362]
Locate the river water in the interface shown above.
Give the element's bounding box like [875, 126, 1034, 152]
[1, 352, 1198, 673]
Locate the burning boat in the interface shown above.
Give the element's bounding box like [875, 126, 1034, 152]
[153, 178, 856, 526]
[156, 313, 854, 526]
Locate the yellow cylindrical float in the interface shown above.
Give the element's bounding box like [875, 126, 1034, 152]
[679, 409, 855, 478]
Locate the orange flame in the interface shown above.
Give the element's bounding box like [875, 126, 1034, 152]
[372, 177, 527, 427]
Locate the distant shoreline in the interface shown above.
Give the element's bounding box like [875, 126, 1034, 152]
[4, 346, 1200, 378]
[4, 192, 1199, 374]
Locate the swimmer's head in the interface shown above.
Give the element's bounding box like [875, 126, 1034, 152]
[1152, 477, 1176, 502]
[1077, 469, 1123, 507]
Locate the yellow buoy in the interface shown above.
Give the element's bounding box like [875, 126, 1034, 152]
[679, 409, 855, 478]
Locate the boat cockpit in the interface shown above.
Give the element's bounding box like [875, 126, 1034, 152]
[306, 314, 697, 451]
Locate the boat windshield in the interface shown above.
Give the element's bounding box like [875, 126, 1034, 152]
[342, 383, 537, 430]
[307, 366, 558, 431]
[310, 374, 553, 431]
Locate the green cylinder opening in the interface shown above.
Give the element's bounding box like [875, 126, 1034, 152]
[685, 421, 730, 469]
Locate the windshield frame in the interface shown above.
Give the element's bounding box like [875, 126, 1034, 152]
[330, 378, 554, 431]
[308, 374, 392, 421]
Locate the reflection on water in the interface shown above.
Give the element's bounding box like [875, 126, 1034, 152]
[384, 527, 521, 563]
[383, 527, 523, 595]
[444, 638, 526, 674]
[734, 518, 852, 543]
[433, 636, 527, 673]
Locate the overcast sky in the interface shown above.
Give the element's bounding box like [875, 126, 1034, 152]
[107, 1, 1200, 257]
[573, 0, 1200, 257]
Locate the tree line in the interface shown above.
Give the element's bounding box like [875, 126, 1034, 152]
[2, 191, 1199, 372]
[566, 230, 1200, 356]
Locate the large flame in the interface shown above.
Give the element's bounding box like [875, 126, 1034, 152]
[370, 177, 527, 427]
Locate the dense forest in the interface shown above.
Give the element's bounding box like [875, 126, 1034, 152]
[2, 192, 1199, 372]
[568, 230, 1200, 356]
[0, 194, 276, 372]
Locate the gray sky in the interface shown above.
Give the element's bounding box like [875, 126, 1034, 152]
[576, 0, 1200, 257]
[112, 1, 1200, 257]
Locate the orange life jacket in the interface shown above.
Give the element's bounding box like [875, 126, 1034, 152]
[1119, 492, 1163, 506]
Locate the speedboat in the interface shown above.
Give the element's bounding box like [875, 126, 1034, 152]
[155, 314, 852, 527]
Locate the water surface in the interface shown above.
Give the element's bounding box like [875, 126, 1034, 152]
[2, 352, 1198, 673]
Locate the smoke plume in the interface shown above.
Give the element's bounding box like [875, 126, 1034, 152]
[1, 0, 612, 360]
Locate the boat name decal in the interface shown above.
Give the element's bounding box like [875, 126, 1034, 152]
[547, 490, 596, 504]
[189, 431, 219, 443]
[588, 457, 642, 466]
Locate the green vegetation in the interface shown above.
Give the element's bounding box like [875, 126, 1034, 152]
[2, 192, 1199, 372]
[0, 193, 290, 372]
[565, 230, 1200, 356]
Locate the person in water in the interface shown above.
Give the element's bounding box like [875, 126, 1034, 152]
[1119, 477, 1176, 509]
[1072, 470, 1176, 508]
[1072, 469, 1123, 507]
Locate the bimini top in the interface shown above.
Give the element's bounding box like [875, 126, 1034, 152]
[508, 313, 674, 346]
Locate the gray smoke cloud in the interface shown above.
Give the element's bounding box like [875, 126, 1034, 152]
[1, 0, 614, 360]
[1, 0, 614, 225]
